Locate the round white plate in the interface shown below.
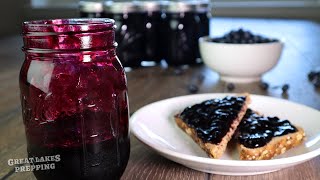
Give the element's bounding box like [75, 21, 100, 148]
[130, 93, 320, 176]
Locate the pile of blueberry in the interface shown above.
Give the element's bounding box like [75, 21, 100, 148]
[308, 70, 320, 88]
[210, 28, 279, 44]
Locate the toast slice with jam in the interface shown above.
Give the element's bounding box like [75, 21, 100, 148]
[175, 94, 251, 159]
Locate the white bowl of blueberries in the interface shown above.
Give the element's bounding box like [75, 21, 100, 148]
[199, 29, 284, 83]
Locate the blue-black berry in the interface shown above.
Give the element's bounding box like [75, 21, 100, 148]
[314, 80, 320, 88]
[209, 28, 278, 44]
[174, 68, 184, 76]
[259, 82, 269, 90]
[308, 71, 317, 81]
[227, 83, 235, 91]
[188, 84, 199, 94]
[282, 84, 289, 93]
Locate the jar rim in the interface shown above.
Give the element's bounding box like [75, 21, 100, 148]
[23, 18, 115, 34]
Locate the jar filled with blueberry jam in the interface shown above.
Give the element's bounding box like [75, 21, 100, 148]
[196, 1, 211, 42]
[164, 0, 211, 66]
[20, 19, 130, 180]
[79, 0, 104, 18]
[140, 1, 169, 63]
[103, 1, 146, 67]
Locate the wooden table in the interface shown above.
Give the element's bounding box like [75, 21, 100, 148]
[0, 18, 319, 180]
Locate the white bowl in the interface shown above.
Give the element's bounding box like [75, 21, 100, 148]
[199, 36, 284, 83]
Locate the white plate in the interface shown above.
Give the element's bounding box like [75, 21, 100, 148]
[130, 93, 320, 176]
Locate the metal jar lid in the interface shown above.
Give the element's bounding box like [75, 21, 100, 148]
[104, 1, 144, 14]
[79, 1, 104, 13]
[138, 1, 170, 12]
[168, 0, 211, 13]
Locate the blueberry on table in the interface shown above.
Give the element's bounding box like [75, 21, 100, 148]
[259, 82, 269, 90]
[282, 84, 290, 93]
[197, 74, 205, 82]
[227, 83, 235, 91]
[174, 68, 184, 76]
[188, 84, 199, 94]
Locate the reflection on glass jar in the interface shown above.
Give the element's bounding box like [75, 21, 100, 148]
[20, 19, 130, 180]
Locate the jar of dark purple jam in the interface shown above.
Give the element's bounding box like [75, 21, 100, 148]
[79, 1, 104, 18]
[140, 1, 169, 63]
[20, 19, 130, 180]
[196, 1, 211, 38]
[103, 1, 146, 67]
[164, 0, 211, 66]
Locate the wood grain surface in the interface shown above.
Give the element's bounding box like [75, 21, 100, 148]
[0, 18, 319, 180]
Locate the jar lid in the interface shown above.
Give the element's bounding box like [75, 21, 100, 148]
[104, 1, 144, 14]
[79, 1, 104, 13]
[168, 0, 211, 13]
[139, 1, 170, 12]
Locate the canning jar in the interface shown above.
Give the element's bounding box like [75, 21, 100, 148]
[164, 0, 211, 66]
[104, 1, 146, 67]
[140, 1, 169, 63]
[20, 19, 130, 180]
[79, 0, 104, 18]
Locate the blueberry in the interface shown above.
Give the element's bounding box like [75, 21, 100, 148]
[240, 39, 247, 44]
[237, 28, 244, 35]
[188, 84, 199, 94]
[231, 39, 239, 44]
[314, 80, 320, 88]
[308, 71, 317, 81]
[174, 68, 184, 76]
[282, 84, 289, 93]
[243, 31, 252, 39]
[197, 74, 205, 82]
[211, 38, 221, 43]
[259, 82, 269, 90]
[227, 83, 235, 91]
[234, 34, 241, 40]
[248, 39, 254, 44]
[253, 35, 262, 43]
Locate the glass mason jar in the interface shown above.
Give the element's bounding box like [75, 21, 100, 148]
[20, 19, 130, 180]
[164, 0, 211, 66]
[140, 1, 168, 63]
[165, 1, 199, 66]
[104, 1, 146, 67]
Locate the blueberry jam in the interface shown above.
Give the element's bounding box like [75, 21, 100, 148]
[236, 109, 297, 149]
[20, 19, 130, 180]
[178, 96, 246, 144]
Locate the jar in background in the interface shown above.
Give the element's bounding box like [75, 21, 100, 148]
[79, 0, 104, 18]
[20, 19, 130, 180]
[195, 0, 212, 59]
[165, 1, 199, 66]
[140, 1, 169, 63]
[196, 1, 211, 38]
[104, 1, 147, 67]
